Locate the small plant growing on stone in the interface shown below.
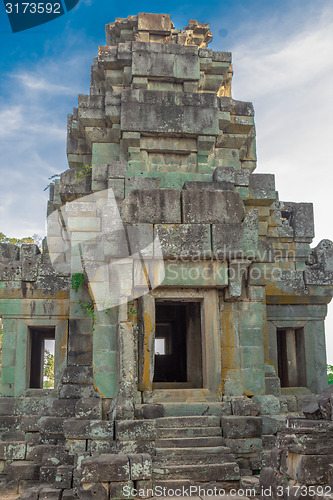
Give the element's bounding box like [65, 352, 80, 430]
[78, 300, 96, 331]
[44, 173, 61, 191]
[71, 272, 96, 331]
[75, 164, 92, 181]
[328, 365, 333, 385]
[99, 300, 112, 312]
[71, 272, 85, 293]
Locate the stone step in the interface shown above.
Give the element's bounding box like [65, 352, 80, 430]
[155, 415, 221, 428]
[153, 462, 240, 481]
[153, 382, 194, 389]
[158, 426, 222, 438]
[156, 436, 225, 448]
[156, 445, 231, 457]
[154, 479, 194, 490]
[147, 389, 217, 403]
[154, 480, 252, 499]
[136, 402, 227, 417]
[191, 481, 245, 493]
[154, 452, 233, 466]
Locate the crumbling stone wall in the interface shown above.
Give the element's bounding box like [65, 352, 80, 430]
[260, 387, 333, 500]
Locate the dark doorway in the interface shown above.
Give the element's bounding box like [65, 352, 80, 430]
[153, 301, 202, 388]
[277, 328, 306, 387]
[29, 327, 55, 389]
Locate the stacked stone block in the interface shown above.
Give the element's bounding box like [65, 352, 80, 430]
[260, 388, 333, 500]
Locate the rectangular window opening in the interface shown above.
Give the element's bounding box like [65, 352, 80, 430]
[29, 327, 55, 389]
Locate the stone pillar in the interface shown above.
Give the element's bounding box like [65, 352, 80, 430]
[221, 301, 242, 396]
[304, 319, 328, 393]
[0, 317, 18, 397]
[138, 294, 155, 397]
[114, 304, 137, 419]
[93, 306, 119, 399]
[202, 289, 221, 394]
[239, 301, 265, 395]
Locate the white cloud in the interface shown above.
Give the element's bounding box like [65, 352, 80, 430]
[0, 64, 77, 237]
[0, 37, 97, 237]
[227, 2, 333, 364]
[11, 72, 73, 95]
[0, 103, 65, 138]
[233, 22, 333, 96]
[231, 5, 333, 241]
[0, 105, 24, 135]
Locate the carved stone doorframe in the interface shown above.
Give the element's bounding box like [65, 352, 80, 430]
[138, 288, 221, 402]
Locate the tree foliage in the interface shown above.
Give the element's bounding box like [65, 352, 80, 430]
[0, 319, 3, 378]
[43, 349, 55, 389]
[328, 365, 333, 386]
[0, 232, 43, 249]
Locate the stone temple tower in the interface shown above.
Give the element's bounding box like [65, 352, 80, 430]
[0, 13, 332, 499]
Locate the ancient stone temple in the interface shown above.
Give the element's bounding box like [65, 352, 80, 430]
[0, 12, 333, 500]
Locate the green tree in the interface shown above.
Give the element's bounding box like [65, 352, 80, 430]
[0, 232, 43, 250]
[328, 365, 333, 386]
[0, 318, 3, 379]
[43, 349, 55, 389]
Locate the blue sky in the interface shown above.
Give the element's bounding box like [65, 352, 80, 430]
[0, 0, 333, 361]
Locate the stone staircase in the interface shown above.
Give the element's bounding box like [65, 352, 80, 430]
[0, 394, 317, 498]
[152, 415, 240, 487]
[134, 394, 317, 491]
